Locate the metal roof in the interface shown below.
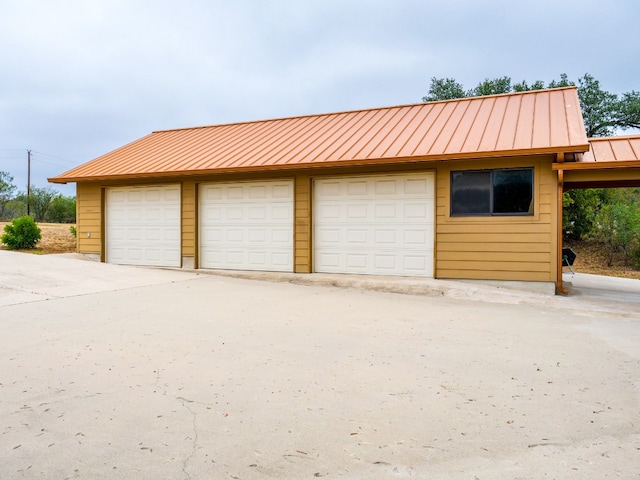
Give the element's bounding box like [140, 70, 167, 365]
[582, 135, 640, 163]
[50, 87, 588, 183]
[554, 134, 640, 171]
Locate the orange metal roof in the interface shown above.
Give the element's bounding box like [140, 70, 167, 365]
[50, 87, 588, 183]
[553, 134, 640, 170]
[583, 135, 640, 163]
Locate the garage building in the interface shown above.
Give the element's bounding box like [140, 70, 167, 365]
[49, 87, 640, 292]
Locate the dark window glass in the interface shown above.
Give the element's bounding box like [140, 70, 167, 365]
[450, 168, 533, 216]
[451, 171, 490, 214]
[493, 169, 533, 214]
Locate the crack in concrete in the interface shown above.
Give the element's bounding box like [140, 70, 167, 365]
[179, 399, 198, 480]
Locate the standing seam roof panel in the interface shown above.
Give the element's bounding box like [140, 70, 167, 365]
[549, 90, 570, 147]
[259, 114, 341, 166]
[398, 103, 442, 156]
[349, 108, 407, 160]
[303, 110, 372, 164]
[447, 98, 484, 154]
[494, 95, 521, 151]
[278, 112, 368, 165]
[387, 105, 438, 158]
[513, 93, 535, 150]
[322, 108, 395, 162]
[477, 96, 507, 152]
[461, 96, 495, 153]
[49, 87, 590, 183]
[414, 102, 458, 155]
[564, 89, 587, 146]
[531, 91, 551, 149]
[364, 106, 423, 159]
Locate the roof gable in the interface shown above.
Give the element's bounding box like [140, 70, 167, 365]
[50, 87, 588, 183]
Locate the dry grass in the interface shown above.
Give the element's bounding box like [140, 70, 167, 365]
[565, 239, 640, 280]
[2, 222, 639, 280]
[0, 222, 77, 254]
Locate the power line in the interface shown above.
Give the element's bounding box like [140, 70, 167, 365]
[31, 150, 76, 165]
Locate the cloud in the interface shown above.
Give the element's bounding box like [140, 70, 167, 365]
[0, 0, 638, 196]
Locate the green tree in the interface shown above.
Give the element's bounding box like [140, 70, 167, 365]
[46, 195, 76, 223]
[28, 186, 58, 222]
[422, 73, 640, 136]
[469, 76, 513, 96]
[562, 188, 604, 240]
[578, 73, 620, 137]
[591, 201, 640, 266]
[4, 199, 27, 219]
[422, 77, 466, 102]
[0, 171, 17, 220]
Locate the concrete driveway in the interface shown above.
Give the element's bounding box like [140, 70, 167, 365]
[1, 251, 638, 479]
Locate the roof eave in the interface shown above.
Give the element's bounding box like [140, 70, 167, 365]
[552, 160, 640, 171]
[48, 146, 589, 184]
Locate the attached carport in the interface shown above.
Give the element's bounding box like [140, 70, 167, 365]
[554, 135, 640, 293]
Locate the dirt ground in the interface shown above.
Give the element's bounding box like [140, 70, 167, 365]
[565, 239, 640, 280]
[0, 222, 76, 254]
[2, 222, 640, 280]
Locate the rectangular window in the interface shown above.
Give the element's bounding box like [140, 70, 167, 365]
[451, 168, 533, 216]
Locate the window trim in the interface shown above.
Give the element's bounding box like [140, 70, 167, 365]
[450, 167, 534, 217]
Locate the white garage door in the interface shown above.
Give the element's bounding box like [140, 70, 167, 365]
[314, 173, 435, 277]
[105, 185, 181, 267]
[199, 180, 294, 272]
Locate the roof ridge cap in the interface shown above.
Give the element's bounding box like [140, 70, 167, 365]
[153, 87, 579, 134]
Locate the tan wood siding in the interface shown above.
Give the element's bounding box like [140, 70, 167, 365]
[294, 174, 312, 273]
[74, 157, 560, 282]
[436, 156, 557, 282]
[75, 183, 102, 254]
[181, 180, 195, 258]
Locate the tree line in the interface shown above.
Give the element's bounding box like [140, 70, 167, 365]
[0, 171, 76, 223]
[423, 73, 640, 268]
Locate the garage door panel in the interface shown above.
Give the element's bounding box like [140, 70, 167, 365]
[374, 204, 396, 218]
[374, 229, 396, 244]
[374, 180, 397, 195]
[405, 177, 430, 194]
[314, 173, 434, 277]
[200, 180, 293, 272]
[347, 204, 369, 219]
[106, 185, 181, 267]
[347, 229, 369, 243]
[374, 254, 397, 270]
[347, 253, 367, 269]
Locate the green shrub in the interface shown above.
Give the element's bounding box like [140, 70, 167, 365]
[631, 245, 640, 270]
[1, 216, 42, 249]
[70, 225, 77, 237]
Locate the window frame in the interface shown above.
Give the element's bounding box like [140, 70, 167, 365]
[450, 167, 534, 217]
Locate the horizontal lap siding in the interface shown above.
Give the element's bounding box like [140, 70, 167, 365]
[76, 183, 102, 254]
[181, 181, 195, 257]
[435, 156, 556, 282]
[294, 174, 312, 273]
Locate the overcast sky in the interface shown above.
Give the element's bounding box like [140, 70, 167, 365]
[1, 0, 638, 196]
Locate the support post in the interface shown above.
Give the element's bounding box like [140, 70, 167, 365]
[556, 153, 568, 295]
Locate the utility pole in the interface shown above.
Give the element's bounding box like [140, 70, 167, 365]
[27, 149, 31, 216]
